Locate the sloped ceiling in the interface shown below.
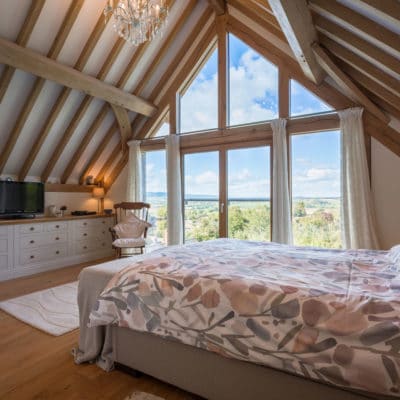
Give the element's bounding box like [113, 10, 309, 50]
[0, 0, 399, 189]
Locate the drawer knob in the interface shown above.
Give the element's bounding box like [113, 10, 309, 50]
[56, 251, 60, 255]
[102, 231, 105, 234]
[83, 233, 87, 237]
[56, 225, 60, 228]
[83, 246, 87, 249]
[83, 223, 87, 226]
[30, 240, 35, 244]
[30, 255, 34, 259]
[55, 237, 59, 241]
[102, 221, 106, 224]
[30, 227, 34, 231]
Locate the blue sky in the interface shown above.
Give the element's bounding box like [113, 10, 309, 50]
[148, 34, 340, 199]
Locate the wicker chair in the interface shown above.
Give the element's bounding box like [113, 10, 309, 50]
[110, 202, 151, 258]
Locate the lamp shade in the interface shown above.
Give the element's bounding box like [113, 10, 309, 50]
[92, 187, 105, 199]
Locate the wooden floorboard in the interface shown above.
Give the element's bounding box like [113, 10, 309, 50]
[0, 260, 197, 400]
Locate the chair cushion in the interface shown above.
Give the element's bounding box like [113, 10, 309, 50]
[112, 238, 146, 248]
[113, 214, 151, 239]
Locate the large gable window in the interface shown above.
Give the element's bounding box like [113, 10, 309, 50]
[290, 131, 341, 248]
[179, 47, 218, 133]
[228, 34, 278, 126]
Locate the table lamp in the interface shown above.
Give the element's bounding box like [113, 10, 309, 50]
[92, 187, 105, 214]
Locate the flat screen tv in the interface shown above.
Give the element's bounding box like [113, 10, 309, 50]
[0, 181, 44, 218]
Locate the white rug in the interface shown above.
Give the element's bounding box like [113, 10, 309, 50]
[124, 392, 165, 400]
[0, 281, 79, 336]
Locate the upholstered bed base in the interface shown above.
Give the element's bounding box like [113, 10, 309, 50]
[112, 327, 392, 400]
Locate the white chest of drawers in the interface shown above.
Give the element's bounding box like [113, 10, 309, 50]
[0, 215, 114, 281]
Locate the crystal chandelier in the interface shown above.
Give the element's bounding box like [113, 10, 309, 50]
[104, 0, 168, 46]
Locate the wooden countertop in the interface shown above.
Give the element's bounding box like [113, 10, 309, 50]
[0, 214, 114, 225]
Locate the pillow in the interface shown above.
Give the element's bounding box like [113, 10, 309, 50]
[113, 214, 151, 239]
[388, 245, 400, 265]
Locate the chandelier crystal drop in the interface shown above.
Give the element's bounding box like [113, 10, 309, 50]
[104, 0, 169, 46]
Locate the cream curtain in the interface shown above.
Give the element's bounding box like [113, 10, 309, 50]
[271, 118, 293, 244]
[339, 107, 380, 249]
[126, 140, 142, 202]
[166, 134, 183, 246]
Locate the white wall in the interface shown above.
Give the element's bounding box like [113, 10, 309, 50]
[105, 165, 128, 208]
[44, 192, 98, 215]
[371, 138, 400, 249]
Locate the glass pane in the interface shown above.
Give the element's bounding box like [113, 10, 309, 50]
[153, 122, 170, 137]
[291, 131, 341, 248]
[290, 79, 332, 117]
[184, 151, 219, 242]
[180, 48, 218, 133]
[143, 150, 167, 250]
[227, 147, 271, 241]
[228, 34, 278, 126]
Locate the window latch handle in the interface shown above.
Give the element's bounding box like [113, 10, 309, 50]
[220, 202, 224, 214]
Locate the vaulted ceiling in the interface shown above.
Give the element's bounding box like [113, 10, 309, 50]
[0, 0, 399, 189]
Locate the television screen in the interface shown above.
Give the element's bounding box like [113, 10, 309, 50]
[0, 181, 44, 215]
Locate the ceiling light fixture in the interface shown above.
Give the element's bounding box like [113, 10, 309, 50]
[104, 0, 169, 46]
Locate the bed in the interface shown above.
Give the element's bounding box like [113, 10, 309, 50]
[74, 239, 400, 400]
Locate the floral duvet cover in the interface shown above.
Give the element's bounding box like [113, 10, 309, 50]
[89, 239, 400, 397]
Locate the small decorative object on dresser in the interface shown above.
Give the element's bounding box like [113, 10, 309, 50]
[60, 205, 67, 217]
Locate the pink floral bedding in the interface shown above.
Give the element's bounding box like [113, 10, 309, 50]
[89, 239, 400, 397]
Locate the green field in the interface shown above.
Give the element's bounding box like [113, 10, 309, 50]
[145, 195, 341, 249]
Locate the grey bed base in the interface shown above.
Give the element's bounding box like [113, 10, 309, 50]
[112, 327, 393, 400]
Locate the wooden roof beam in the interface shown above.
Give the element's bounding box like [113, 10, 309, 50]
[309, 0, 400, 58]
[312, 43, 389, 124]
[0, 38, 156, 116]
[268, 0, 325, 85]
[208, 0, 226, 15]
[0, 0, 84, 176]
[110, 104, 132, 153]
[79, 125, 117, 185]
[313, 14, 400, 77]
[18, 14, 110, 181]
[349, 0, 400, 28]
[0, 0, 45, 102]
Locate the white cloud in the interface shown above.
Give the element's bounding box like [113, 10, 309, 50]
[195, 170, 218, 185]
[293, 167, 340, 197]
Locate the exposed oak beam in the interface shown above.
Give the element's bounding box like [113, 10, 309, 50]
[0, 0, 46, 102]
[18, 14, 110, 181]
[313, 14, 400, 77]
[79, 126, 117, 184]
[110, 104, 132, 153]
[0, 0, 84, 175]
[350, 0, 400, 28]
[268, 0, 324, 84]
[60, 105, 109, 184]
[0, 38, 156, 115]
[309, 0, 400, 58]
[41, 37, 127, 182]
[208, 0, 226, 15]
[319, 35, 400, 97]
[312, 43, 389, 123]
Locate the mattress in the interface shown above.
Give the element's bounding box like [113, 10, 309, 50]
[88, 239, 400, 397]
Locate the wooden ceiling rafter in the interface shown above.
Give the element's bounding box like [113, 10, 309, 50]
[59, 0, 176, 184]
[0, 0, 46, 102]
[312, 43, 389, 124]
[133, 0, 197, 96]
[319, 36, 400, 97]
[268, 0, 325, 85]
[79, 125, 118, 184]
[313, 15, 400, 77]
[208, 0, 226, 16]
[41, 36, 129, 183]
[18, 13, 111, 181]
[349, 0, 400, 27]
[96, 143, 122, 185]
[0, 0, 84, 176]
[309, 0, 400, 58]
[0, 38, 155, 114]
[228, 0, 287, 44]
